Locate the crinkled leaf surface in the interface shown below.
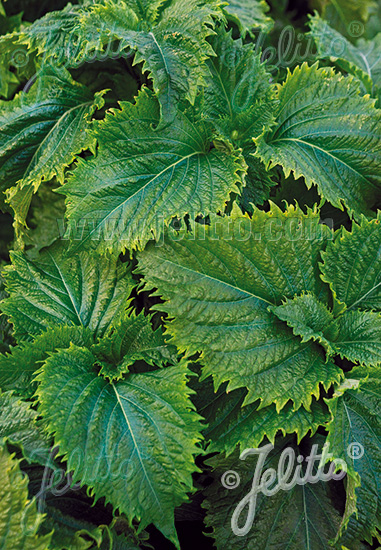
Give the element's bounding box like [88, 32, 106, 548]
[204, 28, 275, 141]
[223, 0, 273, 36]
[18, 3, 93, 61]
[270, 292, 339, 352]
[204, 28, 277, 206]
[255, 63, 381, 217]
[0, 65, 104, 218]
[20, 0, 223, 123]
[272, 289, 381, 367]
[137, 204, 342, 411]
[325, 368, 381, 545]
[91, 0, 221, 123]
[333, 310, 381, 366]
[192, 376, 331, 455]
[0, 391, 50, 465]
[93, 310, 177, 381]
[309, 14, 381, 95]
[35, 345, 202, 547]
[107, 532, 142, 550]
[1, 241, 135, 341]
[16, 182, 66, 257]
[0, 325, 94, 397]
[321, 214, 381, 311]
[60, 89, 242, 252]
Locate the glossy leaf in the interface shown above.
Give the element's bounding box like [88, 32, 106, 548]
[0, 325, 94, 397]
[204, 28, 277, 206]
[138, 204, 342, 411]
[0, 65, 104, 218]
[321, 213, 381, 311]
[333, 310, 381, 366]
[1, 241, 136, 341]
[255, 63, 381, 217]
[93, 310, 178, 381]
[35, 345, 202, 547]
[270, 292, 339, 353]
[223, 0, 273, 36]
[325, 369, 381, 545]
[309, 14, 381, 96]
[0, 391, 50, 465]
[60, 88, 243, 252]
[193, 378, 331, 455]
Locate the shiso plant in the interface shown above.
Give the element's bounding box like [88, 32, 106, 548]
[0, 0, 380, 548]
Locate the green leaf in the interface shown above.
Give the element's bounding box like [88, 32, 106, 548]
[0, 35, 20, 98]
[193, 377, 331, 455]
[0, 34, 35, 100]
[203, 435, 342, 550]
[60, 88, 243, 252]
[204, 28, 277, 206]
[203, 28, 275, 140]
[0, 7, 28, 100]
[270, 284, 381, 367]
[333, 309, 381, 366]
[35, 345, 202, 548]
[0, 325, 94, 397]
[119, 0, 167, 22]
[321, 213, 381, 311]
[308, 14, 381, 96]
[137, 203, 342, 411]
[238, 154, 277, 212]
[270, 292, 339, 353]
[314, 0, 375, 34]
[366, 1, 381, 40]
[1, 241, 136, 341]
[17, 3, 95, 64]
[0, 442, 52, 549]
[223, 0, 273, 36]
[325, 368, 381, 544]
[0, 64, 104, 219]
[100, 526, 150, 550]
[255, 62, 381, 217]
[93, 310, 178, 381]
[90, 0, 221, 123]
[0, 391, 51, 465]
[20, 0, 222, 124]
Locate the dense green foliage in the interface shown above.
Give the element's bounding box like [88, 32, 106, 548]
[0, 0, 380, 548]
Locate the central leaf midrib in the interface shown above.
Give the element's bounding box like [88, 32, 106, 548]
[273, 137, 379, 191]
[149, 253, 274, 307]
[22, 100, 93, 182]
[73, 151, 201, 247]
[47, 251, 83, 326]
[111, 382, 162, 510]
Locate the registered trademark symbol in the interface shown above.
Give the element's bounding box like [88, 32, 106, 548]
[348, 21, 364, 38]
[347, 442, 364, 459]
